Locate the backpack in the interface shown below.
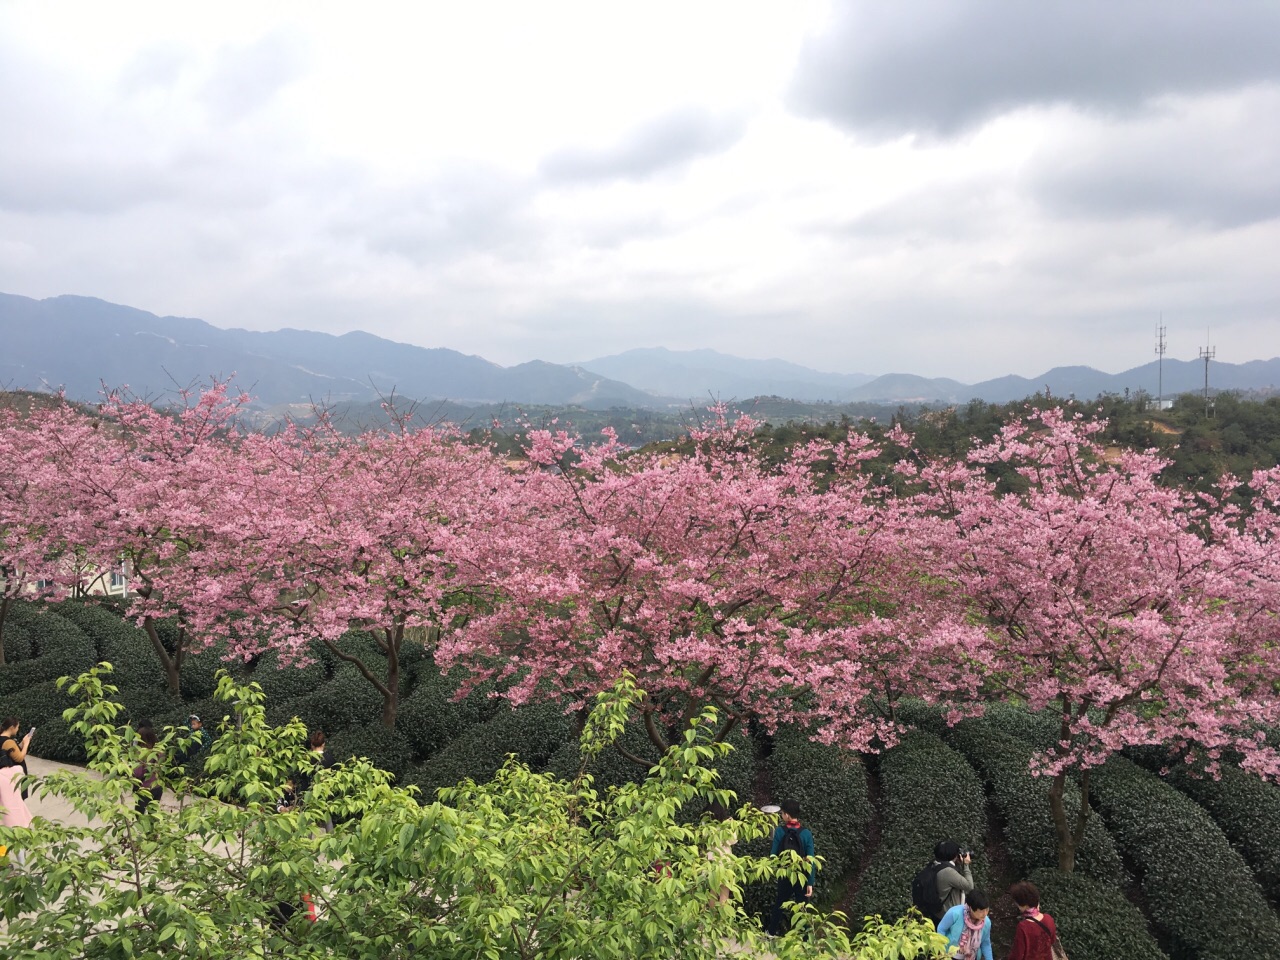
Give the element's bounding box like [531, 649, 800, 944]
[910, 862, 947, 922]
[777, 825, 806, 857]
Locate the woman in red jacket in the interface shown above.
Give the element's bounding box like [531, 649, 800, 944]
[1007, 880, 1059, 960]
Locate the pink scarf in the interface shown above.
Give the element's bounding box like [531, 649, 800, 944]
[956, 908, 986, 960]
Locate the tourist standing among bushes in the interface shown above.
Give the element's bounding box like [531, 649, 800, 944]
[1006, 880, 1059, 960]
[765, 800, 815, 936]
[938, 889, 993, 960]
[310, 730, 334, 771]
[182, 715, 210, 763]
[0, 717, 34, 846]
[933, 841, 974, 916]
[296, 730, 335, 796]
[132, 726, 165, 812]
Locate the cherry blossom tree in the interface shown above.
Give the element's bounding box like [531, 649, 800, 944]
[217, 407, 513, 729]
[0, 394, 124, 662]
[913, 408, 1280, 872]
[0, 383, 267, 692]
[438, 409, 927, 762]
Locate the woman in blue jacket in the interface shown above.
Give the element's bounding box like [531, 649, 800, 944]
[937, 889, 993, 960]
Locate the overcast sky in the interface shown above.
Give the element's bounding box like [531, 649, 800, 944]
[2, 1, 1278, 381]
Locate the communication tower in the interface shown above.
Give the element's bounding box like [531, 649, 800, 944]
[1155, 321, 1166, 407]
[1199, 332, 1215, 419]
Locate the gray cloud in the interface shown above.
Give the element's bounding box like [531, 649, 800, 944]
[331, 165, 536, 265]
[791, 1, 1280, 138]
[1026, 90, 1280, 228]
[540, 107, 746, 183]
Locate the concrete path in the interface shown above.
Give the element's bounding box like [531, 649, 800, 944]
[19, 755, 182, 829]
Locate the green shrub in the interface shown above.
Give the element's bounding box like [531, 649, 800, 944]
[0, 604, 98, 696]
[288, 666, 385, 736]
[766, 727, 873, 886]
[943, 718, 1124, 885]
[396, 663, 502, 760]
[52, 600, 168, 691]
[893, 699, 948, 736]
[178, 646, 237, 700]
[328, 724, 414, 782]
[542, 718, 654, 789]
[263, 693, 313, 729]
[3, 679, 68, 726]
[412, 700, 575, 801]
[118, 685, 186, 729]
[542, 715, 756, 813]
[393, 635, 428, 694]
[249, 649, 328, 703]
[1091, 755, 1280, 960]
[1027, 868, 1167, 960]
[1163, 762, 1280, 906]
[848, 731, 988, 930]
[979, 702, 1059, 751]
[1, 608, 35, 662]
[28, 713, 88, 764]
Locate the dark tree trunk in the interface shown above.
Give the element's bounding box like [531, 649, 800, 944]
[0, 593, 9, 667]
[1048, 771, 1077, 873]
[381, 623, 402, 729]
[318, 624, 400, 730]
[142, 614, 181, 696]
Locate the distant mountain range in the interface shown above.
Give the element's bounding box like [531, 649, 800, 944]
[0, 294, 656, 410]
[2, 293, 1277, 410]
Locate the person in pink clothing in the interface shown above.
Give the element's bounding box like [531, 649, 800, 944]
[0, 716, 35, 831]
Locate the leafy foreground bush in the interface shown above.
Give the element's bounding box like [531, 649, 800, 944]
[1091, 755, 1280, 960]
[0, 666, 947, 960]
[944, 718, 1125, 885]
[1027, 868, 1167, 960]
[849, 730, 988, 929]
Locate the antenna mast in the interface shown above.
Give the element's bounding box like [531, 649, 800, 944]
[1199, 330, 1215, 419]
[1155, 319, 1166, 407]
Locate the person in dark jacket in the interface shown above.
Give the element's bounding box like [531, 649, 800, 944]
[765, 799, 815, 935]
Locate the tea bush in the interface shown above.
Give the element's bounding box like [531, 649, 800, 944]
[1090, 755, 1280, 960]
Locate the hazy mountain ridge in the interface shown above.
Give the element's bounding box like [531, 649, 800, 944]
[574, 346, 878, 402]
[2, 293, 1277, 410]
[0, 294, 658, 410]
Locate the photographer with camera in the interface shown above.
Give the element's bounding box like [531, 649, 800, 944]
[912, 839, 975, 924]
